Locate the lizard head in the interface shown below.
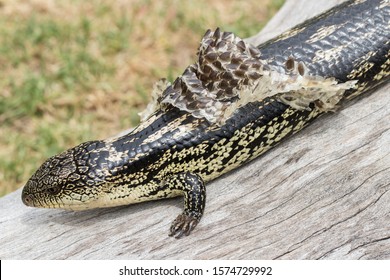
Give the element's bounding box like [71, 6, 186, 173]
[22, 141, 109, 211]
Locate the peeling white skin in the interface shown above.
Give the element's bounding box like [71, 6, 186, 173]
[223, 64, 357, 121]
[139, 79, 171, 122]
[140, 29, 357, 124]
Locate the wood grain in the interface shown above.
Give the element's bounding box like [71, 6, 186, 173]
[1, 0, 389, 259]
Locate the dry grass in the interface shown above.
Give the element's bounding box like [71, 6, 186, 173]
[0, 0, 284, 196]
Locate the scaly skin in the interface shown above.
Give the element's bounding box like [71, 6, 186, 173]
[22, 0, 389, 238]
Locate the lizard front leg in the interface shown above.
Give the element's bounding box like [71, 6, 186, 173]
[162, 172, 206, 238]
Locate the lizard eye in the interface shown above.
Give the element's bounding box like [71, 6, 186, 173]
[46, 186, 61, 195]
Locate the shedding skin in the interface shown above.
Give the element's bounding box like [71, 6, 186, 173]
[22, 0, 389, 238]
[151, 29, 357, 124]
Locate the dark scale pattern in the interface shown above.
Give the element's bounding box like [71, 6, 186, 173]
[258, 0, 389, 85]
[22, 0, 389, 237]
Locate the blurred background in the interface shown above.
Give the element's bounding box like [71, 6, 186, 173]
[0, 0, 284, 196]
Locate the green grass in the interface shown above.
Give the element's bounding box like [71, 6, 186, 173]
[0, 0, 284, 196]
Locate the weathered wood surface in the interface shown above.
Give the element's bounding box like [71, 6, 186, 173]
[1, 0, 389, 260]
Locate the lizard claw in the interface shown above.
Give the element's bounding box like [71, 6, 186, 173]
[169, 213, 199, 238]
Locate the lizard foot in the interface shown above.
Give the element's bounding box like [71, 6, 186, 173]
[169, 213, 199, 239]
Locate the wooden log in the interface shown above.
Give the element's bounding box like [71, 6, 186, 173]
[1, 0, 389, 259]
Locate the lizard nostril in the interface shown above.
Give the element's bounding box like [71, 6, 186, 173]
[22, 192, 33, 206]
